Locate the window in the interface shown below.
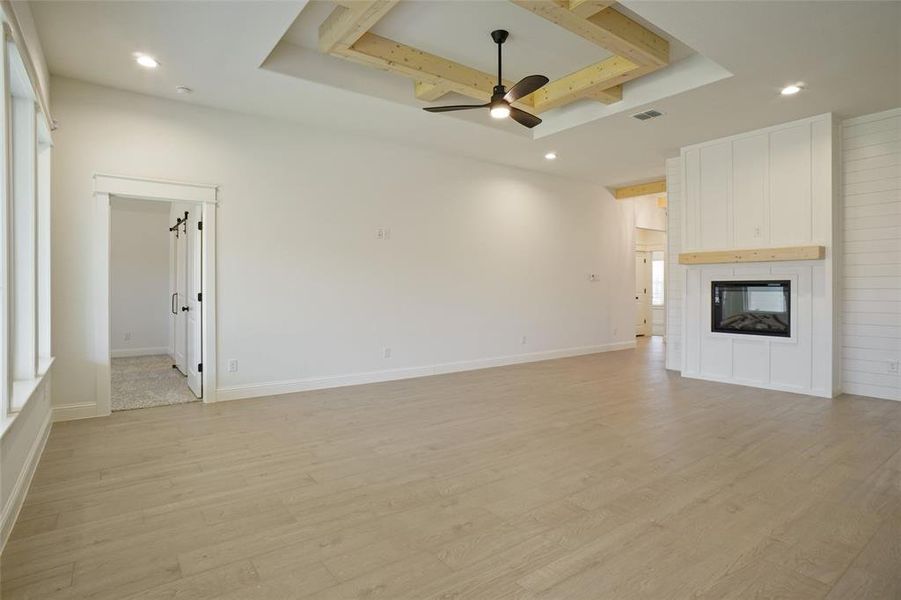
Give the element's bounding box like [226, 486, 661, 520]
[2, 34, 51, 416]
[651, 250, 664, 306]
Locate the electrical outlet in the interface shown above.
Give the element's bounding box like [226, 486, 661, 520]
[588, 273, 599, 281]
[376, 227, 391, 240]
[520, 335, 527, 345]
[383, 347, 392, 359]
[228, 359, 238, 373]
[124, 332, 131, 341]
[889, 361, 899, 374]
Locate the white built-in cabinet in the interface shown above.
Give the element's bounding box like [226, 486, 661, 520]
[681, 114, 833, 251]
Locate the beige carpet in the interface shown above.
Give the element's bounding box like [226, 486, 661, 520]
[111, 354, 199, 411]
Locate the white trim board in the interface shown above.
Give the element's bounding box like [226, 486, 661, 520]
[94, 173, 218, 203]
[0, 408, 51, 552]
[216, 341, 637, 402]
[110, 347, 170, 358]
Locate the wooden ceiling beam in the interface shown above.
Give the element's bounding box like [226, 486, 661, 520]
[509, 1, 669, 68]
[582, 84, 623, 105]
[319, 1, 399, 54]
[414, 80, 454, 102]
[342, 32, 533, 107]
[614, 179, 666, 199]
[530, 55, 635, 112]
[568, 0, 615, 19]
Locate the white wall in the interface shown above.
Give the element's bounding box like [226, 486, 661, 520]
[110, 198, 171, 357]
[841, 108, 901, 401]
[634, 195, 666, 231]
[50, 77, 636, 413]
[679, 114, 838, 397]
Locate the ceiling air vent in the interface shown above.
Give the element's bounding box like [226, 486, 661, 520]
[633, 109, 663, 121]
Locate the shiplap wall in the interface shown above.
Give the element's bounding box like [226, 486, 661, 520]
[841, 108, 901, 401]
[665, 157, 682, 371]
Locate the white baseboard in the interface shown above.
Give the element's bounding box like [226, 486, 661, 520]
[0, 408, 52, 553]
[52, 403, 99, 422]
[680, 371, 834, 399]
[110, 347, 169, 358]
[215, 341, 636, 403]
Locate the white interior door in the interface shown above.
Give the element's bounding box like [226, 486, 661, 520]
[173, 213, 188, 374]
[185, 211, 203, 399]
[635, 251, 650, 336]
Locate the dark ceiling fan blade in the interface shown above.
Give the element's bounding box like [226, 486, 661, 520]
[509, 106, 542, 129]
[423, 104, 488, 113]
[504, 75, 549, 103]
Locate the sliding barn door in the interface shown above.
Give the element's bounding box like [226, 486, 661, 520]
[172, 212, 188, 375]
[185, 211, 203, 399]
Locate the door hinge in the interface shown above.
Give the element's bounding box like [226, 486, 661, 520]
[198, 363, 203, 373]
[197, 292, 202, 302]
[198, 221, 203, 231]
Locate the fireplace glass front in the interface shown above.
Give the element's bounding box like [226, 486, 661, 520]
[711, 280, 790, 337]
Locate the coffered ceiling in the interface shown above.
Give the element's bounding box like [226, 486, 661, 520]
[30, 1, 901, 186]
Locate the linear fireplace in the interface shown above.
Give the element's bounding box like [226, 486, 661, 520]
[711, 280, 791, 337]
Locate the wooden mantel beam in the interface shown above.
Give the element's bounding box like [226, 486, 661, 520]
[679, 246, 826, 265]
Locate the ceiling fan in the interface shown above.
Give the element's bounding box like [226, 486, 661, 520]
[423, 30, 548, 129]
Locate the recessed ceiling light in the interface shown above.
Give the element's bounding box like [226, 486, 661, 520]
[780, 84, 802, 96]
[135, 54, 159, 69]
[544, 152, 557, 160]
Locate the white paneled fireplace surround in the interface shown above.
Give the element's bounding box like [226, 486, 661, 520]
[667, 113, 840, 397]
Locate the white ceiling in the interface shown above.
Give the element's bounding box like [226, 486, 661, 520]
[31, 1, 901, 187]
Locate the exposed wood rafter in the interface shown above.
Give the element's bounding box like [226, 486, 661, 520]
[530, 55, 635, 112]
[414, 81, 454, 102]
[509, 0, 669, 68]
[319, 0, 400, 54]
[340, 33, 532, 107]
[315, 0, 672, 114]
[614, 179, 666, 199]
[568, 0, 615, 19]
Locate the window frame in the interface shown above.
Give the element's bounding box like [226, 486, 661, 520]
[1, 25, 52, 419]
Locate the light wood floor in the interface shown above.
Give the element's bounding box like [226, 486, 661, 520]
[2, 338, 901, 599]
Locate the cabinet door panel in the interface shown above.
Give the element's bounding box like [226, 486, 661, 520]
[770, 124, 812, 244]
[732, 134, 769, 247]
[698, 142, 732, 249]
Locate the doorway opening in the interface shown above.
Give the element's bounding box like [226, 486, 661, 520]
[633, 193, 667, 340]
[94, 174, 218, 417]
[109, 198, 204, 410]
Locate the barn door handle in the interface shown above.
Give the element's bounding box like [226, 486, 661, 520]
[171, 293, 178, 315]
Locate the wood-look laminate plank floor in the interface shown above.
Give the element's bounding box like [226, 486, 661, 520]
[2, 338, 901, 599]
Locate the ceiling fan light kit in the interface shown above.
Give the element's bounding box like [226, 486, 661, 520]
[423, 30, 548, 129]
